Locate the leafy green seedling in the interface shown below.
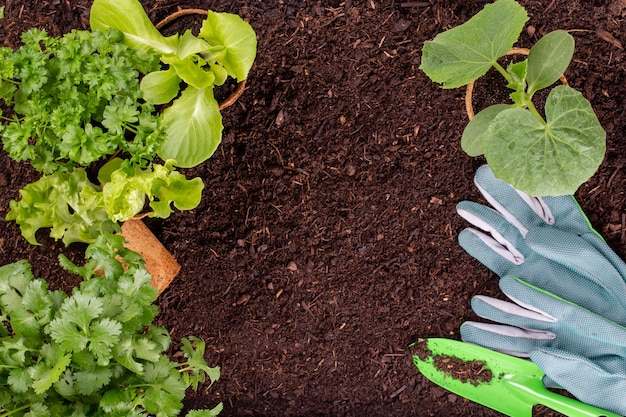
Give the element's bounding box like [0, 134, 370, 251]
[0, 28, 204, 245]
[0, 234, 222, 416]
[90, 0, 257, 168]
[420, 0, 605, 196]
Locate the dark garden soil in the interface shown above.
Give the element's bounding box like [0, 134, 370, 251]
[1, 0, 626, 416]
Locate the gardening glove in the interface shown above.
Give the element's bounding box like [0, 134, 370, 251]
[456, 165, 626, 325]
[460, 275, 626, 416]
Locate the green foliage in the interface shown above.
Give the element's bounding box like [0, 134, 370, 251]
[6, 161, 204, 245]
[0, 235, 221, 416]
[420, 0, 605, 196]
[0, 28, 162, 174]
[420, 0, 529, 89]
[0, 28, 205, 246]
[5, 169, 116, 245]
[90, 0, 257, 168]
[103, 159, 205, 222]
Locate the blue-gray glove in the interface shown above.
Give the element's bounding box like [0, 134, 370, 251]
[457, 165, 626, 325]
[461, 276, 626, 416]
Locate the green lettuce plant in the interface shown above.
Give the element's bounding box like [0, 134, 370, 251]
[420, 0, 605, 196]
[0, 234, 221, 416]
[90, 0, 258, 168]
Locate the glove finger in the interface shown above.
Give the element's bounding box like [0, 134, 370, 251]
[460, 321, 555, 357]
[457, 200, 526, 259]
[499, 276, 626, 348]
[470, 294, 557, 332]
[458, 228, 524, 276]
[531, 348, 626, 416]
[527, 227, 626, 315]
[583, 233, 626, 283]
[474, 165, 591, 236]
[473, 165, 555, 234]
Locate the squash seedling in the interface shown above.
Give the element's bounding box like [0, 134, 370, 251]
[420, 0, 605, 196]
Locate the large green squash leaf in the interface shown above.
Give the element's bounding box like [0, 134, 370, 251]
[462, 104, 512, 156]
[420, 0, 528, 88]
[484, 85, 605, 196]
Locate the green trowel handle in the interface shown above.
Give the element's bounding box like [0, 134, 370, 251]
[506, 375, 622, 417]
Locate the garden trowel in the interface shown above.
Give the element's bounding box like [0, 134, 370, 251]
[412, 338, 620, 417]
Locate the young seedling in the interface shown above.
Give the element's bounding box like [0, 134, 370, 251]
[0, 234, 222, 416]
[90, 0, 257, 168]
[0, 29, 205, 245]
[420, 0, 605, 196]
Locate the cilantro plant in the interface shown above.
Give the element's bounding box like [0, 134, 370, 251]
[0, 234, 222, 416]
[90, 0, 258, 168]
[0, 28, 204, 245]
[420, 0, 606, 196]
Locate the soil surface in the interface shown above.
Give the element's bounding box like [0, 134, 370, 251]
[2, 1, 626, 416]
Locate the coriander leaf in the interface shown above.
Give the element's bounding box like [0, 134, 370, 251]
[54, 369, 78, 398]
[10, 308, 41, 338]
[144, 326, 171, 353]
[81, 233, 135, 279]
[186, 404, 224, 417]
[0, 337, 31, 367]
[29, 349, 72, 394]
[88, 318, 122, 365]
[116, 269, 158, 308]
[23, 402, 49, 417]
[0, 260, 33, 313]
[74, 365, 113, 395]
[113, 336, 160, 374]
[139, 357, 186, 416]
[100, 388, 135, 413]
[58, 293, 103, 331]
[420, 0, 529, 88]
[8, 367, 33, 393]
[180, 337, 220, 389]
[22, 280, 54, 321]
[48, 318, 89, 353]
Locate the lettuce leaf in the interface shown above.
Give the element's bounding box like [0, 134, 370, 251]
[6, 170, 117, 245]
[90, 0, 178, 55]
[103, 161, 204, 222]
[199, 11, 257, 82]
[158, 87, 222, 168]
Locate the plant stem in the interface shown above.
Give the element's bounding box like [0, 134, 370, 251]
[493, 61, 513, 85]
[524, 98, 547, 125]
[493, 62, 547, 126]
[0, 404, 30, 417]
